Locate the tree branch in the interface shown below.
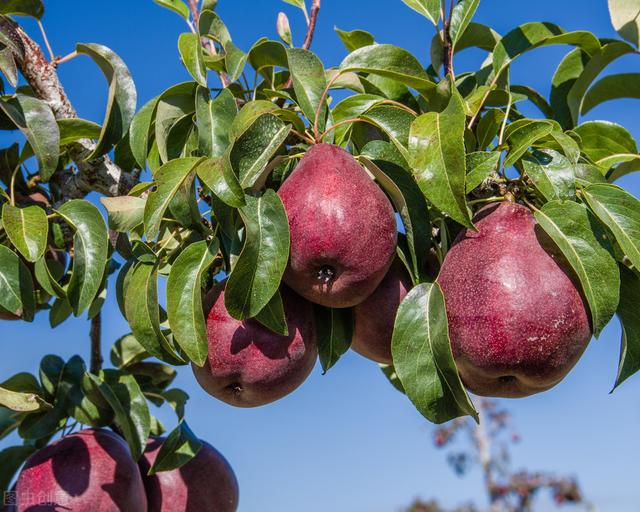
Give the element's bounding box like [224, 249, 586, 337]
[90, 312, 102, 374]
[0, 15, 139, 200]
[302, 0, 321, 50]
[441, 0, 454, 78]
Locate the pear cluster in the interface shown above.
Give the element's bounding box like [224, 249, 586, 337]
[12, 429, 238, 512]
[193, 143, 592, 405]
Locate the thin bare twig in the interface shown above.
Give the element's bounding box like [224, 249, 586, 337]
[90, 312, 102, 374]
[188, 0, 200, 26]
[36, 20, 54, 62]
[442, 0, 455, 78]
[301, 0, 321, 50]
[54, 50, 77, 66]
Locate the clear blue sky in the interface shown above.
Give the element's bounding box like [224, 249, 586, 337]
[2, 1, 640, 511]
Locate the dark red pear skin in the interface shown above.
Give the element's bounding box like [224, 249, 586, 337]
[15, 428, 147, 512]
[351, 259, 412, 364]
[139, 437, 239, 512]
[192, 284, 317, 407]
[437, 202, 592, 398]
[278, 143, 398, 308]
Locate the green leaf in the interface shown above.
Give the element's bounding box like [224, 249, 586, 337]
[2, 203, 48, 262]
[581, 73, 640, 115]
[39, 354, 65, 399]
[225, 190, 290, 320]
[49, 297, 72, 328]
[535, 201, 620, 336]
[144, 157, 202, 240]
[162, 388, 190, 419]
[521, 149, 575, 201]
[283, 0, 307, 10]
[409, 91, 473, 229]
[153, 0, 189, 19]
[575, 163, 608, 186]
[148, 420, 202, 474]
[450, 0, 480, 47]
[493, 22, 601, 75]
[249, 38, 288, 72]
[399, 0, 440, 25]
[380, 364, 406, 394]
[335, 28, 375, 52]
[89, 369, 150, 460]
[110, 334, 150, 368]
[224, 41, 247, 83]
[0, 94, 59, 181]
[100, 196, 146, 232]
[475, 109, 505, 150]
[167, 240, 219, 366]
[57, 118, 102, 146]
[254, 290, 289, 336]
[503, 119, 555, 168]
[392, 283, 478, 424]
[583, 184, 640, 270]
[614, 266, 640, 389]
[359, 150, 431, 282]
[0, 47, 17, 88]
[339, 44, 435, 92]
[56, 200, 108, 316]
[228, 113, 291, 189]
[196, 87, 236, 158]
[199, 9, 231, 45]
[0, 385, 49, 412]
[0, 445, 36, 493]
[178, 33, 207, 87]
[466, 151, 500, 192]
[76, 43, 137, 159]
[511, 84, 555, 119]
[314, 306, 352, 373]
[331, 94, 384, 144]
[0, 408, 18, 440]
[196, 157, 244, 208]
[59, 357, 111, 427]
[129, 96, 158, 168]
[361, 106, 415, 155]
[286, 48, 327, 129]
[608, 0, 640, 47]
[558, 41, 636, 128]
[125, 263, 185, 365]
[0, 245, 35, 320]
[155, 82, 197, 163]
[574, 121, 637, 164]
[0, 0, 44, 18]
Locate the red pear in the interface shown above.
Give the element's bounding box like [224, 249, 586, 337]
[437, 202, 592, 398]
[193, 284, 317, 407]
[351, 260, 412, 364]
[278, 143, 397, 308]
[139, 437, 239, 512]
[14, 429, 147, 511]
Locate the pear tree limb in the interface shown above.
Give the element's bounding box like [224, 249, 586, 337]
[0, 15, 140, 200]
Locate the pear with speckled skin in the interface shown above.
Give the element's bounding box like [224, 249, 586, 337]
[437, 202, 592, 398]
[278, 143, 398, 308]
[193, 283, 317, 408]
[351, 260, 412, 364]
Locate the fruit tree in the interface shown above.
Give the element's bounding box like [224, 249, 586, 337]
[0, 0, 639, 509]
